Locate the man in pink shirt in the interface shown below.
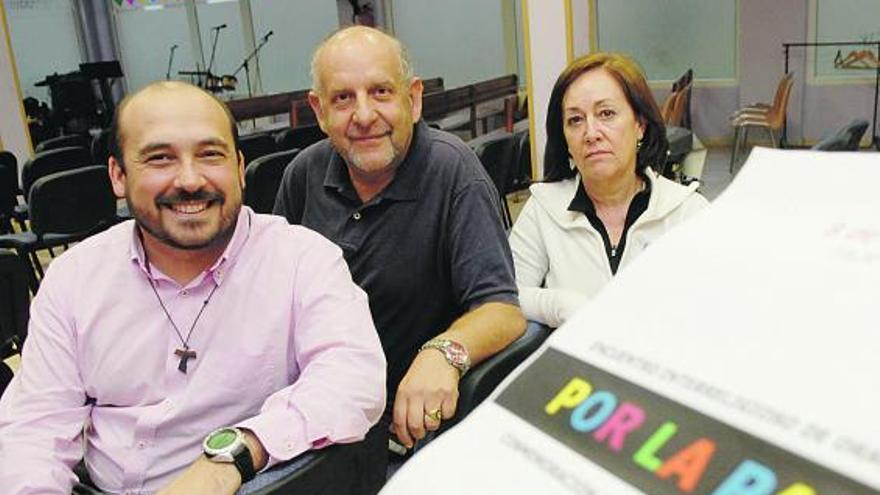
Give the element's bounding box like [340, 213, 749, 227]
[0, 81, 386, 494]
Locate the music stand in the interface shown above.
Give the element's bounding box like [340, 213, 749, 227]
[80, 61, 124, 124]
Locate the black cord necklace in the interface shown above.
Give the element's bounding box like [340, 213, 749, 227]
[138, 213, 250, 374]
[148, 279, 219, 373]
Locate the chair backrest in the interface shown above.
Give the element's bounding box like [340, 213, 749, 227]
[843, 119, 870, 150]
[0, 150, 18, 194]
[90, 128, 112, 165]
[0, 161, 19, 228]
[472, 133, 518, 198]
[667, 83, 692, 128]
[0, 250, 31, 356]
[766, 74, 795, 129]
[769, 73, 794, 112]
[35, 134, 89, 153]
[811, 118, 870, 151]
[239, 133, 278, 165]
[274, 125, 326, 152]
[28, 165, 117, 236]
[510, 128, 532, 192]
[0, 152, 20, 224]
[672, 69, 694, 129]
[660, 90, 677, 124]
[21, 146, 93, 197]
[244, 149, 300, 214]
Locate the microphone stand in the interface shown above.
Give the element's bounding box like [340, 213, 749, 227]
[165, 45, 178, 80]
[232, 32, 272, 98]
[206, 26, 224, 88]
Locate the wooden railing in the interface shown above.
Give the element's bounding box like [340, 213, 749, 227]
[226, 77, 445, 127]
[225, 74, 519, 138]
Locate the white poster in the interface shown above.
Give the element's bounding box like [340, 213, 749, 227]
[384, 148, 880, 494]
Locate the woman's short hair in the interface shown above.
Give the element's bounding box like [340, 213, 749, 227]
[543, 52, 668, 182]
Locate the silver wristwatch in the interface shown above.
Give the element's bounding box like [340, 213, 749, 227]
[419, 338, 470, 377]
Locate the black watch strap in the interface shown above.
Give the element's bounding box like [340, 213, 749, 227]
[232, 444, 257, 483]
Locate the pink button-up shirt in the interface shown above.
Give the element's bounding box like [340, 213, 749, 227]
[0, 207, 386, 494]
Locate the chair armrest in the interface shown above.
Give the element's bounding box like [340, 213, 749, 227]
[248, 423, 386, 495]
[439, 321, 551, 433]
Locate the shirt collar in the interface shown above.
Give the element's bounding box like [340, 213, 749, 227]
[568, 169, 653, 214]
[129, 206, 254, 287]
[323, 120, 430, 203]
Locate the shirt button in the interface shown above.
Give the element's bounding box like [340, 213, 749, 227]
[352, 212, 362, 220]
[181, 289, 189, 296]
[137, 441, 146, 450]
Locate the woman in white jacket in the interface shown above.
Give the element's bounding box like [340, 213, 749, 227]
[510, 53, 707, 328]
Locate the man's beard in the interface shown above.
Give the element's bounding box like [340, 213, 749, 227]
[128, 189, 239, 251]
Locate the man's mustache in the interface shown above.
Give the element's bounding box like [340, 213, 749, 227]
[155, 190, 224, 206]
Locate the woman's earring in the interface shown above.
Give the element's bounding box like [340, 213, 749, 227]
[636, 139, 643, 151]
[568, 157, 577, 170]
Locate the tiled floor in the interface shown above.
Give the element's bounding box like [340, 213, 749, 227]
[697, 146, 737, 201]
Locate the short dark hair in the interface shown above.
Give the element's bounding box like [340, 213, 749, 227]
[543, 52, 668, 182]
[108, 81, 240, 169]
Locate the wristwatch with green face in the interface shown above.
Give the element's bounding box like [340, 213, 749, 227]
[203, 427, 256, 483]
[420, 338, 470, 377]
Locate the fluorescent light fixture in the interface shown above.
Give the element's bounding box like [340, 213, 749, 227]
[144, 4, 165, 10]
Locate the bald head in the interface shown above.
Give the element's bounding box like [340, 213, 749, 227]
[310, 26, 413, 95]
[109, 81, 239, 168]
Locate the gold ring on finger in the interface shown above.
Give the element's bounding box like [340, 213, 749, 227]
[424, 408, 443, 423]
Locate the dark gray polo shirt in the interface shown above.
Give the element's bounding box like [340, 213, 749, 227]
[273, 121, 518, 410]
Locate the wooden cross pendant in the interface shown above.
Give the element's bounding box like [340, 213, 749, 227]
[174, 347, 197, 373]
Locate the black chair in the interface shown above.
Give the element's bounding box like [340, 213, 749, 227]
[438, 321, 551, 433]
[0, 155, 23, 233]
[0, 249, 30, 359]
[239, 133, 278, 166]
[90, 128, 112, 165]
[15, 146, 94, 226]
[274, 125, 326, 152]
[244, 149, 300, 214]
[0, 166, 117, 292]
[811, 119, 870, 151]
[509, 128, 532, 193]
[471, 133, 519, 228]
[672, 69, 694, 130]
[249, 424, 386, 495]
[0, 249, 30, 396]
[34, 134, 90, 153]
[0, 150, 20, 195]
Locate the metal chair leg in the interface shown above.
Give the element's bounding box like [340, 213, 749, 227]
[501, 194, 513, 229]
[729, 126, 741, 174]
[17, 250, 40, 293]
[29, 250, 45, 279]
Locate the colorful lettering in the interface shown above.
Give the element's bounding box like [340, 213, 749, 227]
[711, 459, 777, 495]
[570, 390, 617, 433]
[633, 421, 679, 471]
[777, 483, 816, 495]
[545, 377, 592, 415]
[593, 402, 645, 452]
[656, 438, 716, 493]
